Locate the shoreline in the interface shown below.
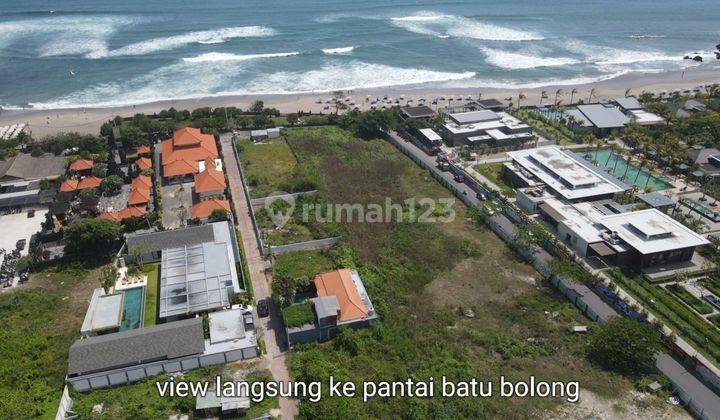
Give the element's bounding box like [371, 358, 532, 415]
[2, 66, 719, 138]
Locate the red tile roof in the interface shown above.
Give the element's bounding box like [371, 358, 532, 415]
[99, 205, 147, 222]
[69, 159, 94, 171]
[128, 187, 151, 206]
[314, 269, 368, 322]
[136, 145, 151, 155]
[77, 176, 102, 190]
[136, 157, 152, 170]
[163, 159, 199, 178]
[60, 179, 79, 192]
[131, 175, 152, 190]
[194, 163, 226, 193]
[172, 127, 208, 146]
[161, 127, 218, 168]
[190, 199, 230, 219]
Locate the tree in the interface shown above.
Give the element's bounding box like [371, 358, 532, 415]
[286, 113, 299, 126]
[250, 100, 265, 114]
[99, 265, 118, 293]
[238, 116, 252, 129]
[64, 218, 122, 257]
[119, 125, 147, 148]
[355, 110, 394, 140]
[569, 88, 578, 105]
[209, 208, 228, 221]
[92, 162, 108, 178]
[101, 175, 124, 195]
[587, 317, 662, 376]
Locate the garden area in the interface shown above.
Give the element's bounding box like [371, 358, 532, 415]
[609, 269, 720, 367]
[143, 263, 160, 327]
[70, 365, 277, 418]
[474, 162, 516, 197]
[236, 137, 318, 199]
[511, 108, 579, 145]
[275, 125, 668, 417]
[0, 264, 101, 417]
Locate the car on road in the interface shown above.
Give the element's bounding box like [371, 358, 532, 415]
[257, 298, 270, 317]
[453, 173, 465, 183]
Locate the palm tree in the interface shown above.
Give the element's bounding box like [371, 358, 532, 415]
[554, 89, 563, 106]
[518, 92, 526, 108]
[625, 88, 632, 97]
[539, 90, 548, 105]
[569, 88, 578, 105]
[588, 88, 596, 103]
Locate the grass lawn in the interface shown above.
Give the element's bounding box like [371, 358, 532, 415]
[71, 364, 278, 418]
[0, 263, 102, 417]
[282, 302, 316, 328]
[610, 269, 720, 367]
[275, 127, 651, 417]
[474, 162, 516, 197]
[143, 263, 160, 327]
[237, 138, 317, 198]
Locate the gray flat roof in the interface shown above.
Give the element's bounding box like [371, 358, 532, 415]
[401, 105, 435, 118]
[637, 192, 676, 208]
[312, 296, 340, 320]
[126, 224, 215, 254]
[80, 288, 124, 335]
[68, 318, 205, 376]
[576, 104, 631, 129]
[614, 96, 643, 111]
[449, 110, 499, 124]
[209, 307, 246, 344]
[159, 239, 239, 318]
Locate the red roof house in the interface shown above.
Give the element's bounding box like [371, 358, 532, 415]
[161, 127, 218, 179]
[190, 198, 230, 219]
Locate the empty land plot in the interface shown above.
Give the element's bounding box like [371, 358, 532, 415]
[283, 127, 667, 418]
[237, 137, 316, 198]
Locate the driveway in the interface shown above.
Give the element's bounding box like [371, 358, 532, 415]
[220, 133, 298, 418]
[161, 181, 193, 229]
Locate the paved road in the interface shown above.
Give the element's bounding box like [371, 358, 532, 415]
[220, 134, 298, 419]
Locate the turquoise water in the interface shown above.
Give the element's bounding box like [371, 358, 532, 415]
[1, 0, 719, 108]
[119, 287, 144, 331]
[587, 149, 673, 191]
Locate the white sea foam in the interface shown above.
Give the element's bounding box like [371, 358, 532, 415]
[322, 46, 356, 55]
[481, 48, 580, 69]
[244, 62, 476, 93]
[29, 61, 476, 109]
[0, 15, 143, 58]
[390, 11, 543, 41]
[182, 51, 299, 63]
[89, 26, 276, 58]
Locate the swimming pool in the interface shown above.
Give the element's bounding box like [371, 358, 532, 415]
[120, 287, 145, 331]
[585, 149, 673, 191]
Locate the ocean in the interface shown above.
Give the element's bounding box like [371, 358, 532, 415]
[0, 0, 718, 109]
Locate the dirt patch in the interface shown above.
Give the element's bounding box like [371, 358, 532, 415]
[544, 389, 690, 420]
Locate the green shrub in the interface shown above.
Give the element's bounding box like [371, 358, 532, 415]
[282, 302, 316, 328]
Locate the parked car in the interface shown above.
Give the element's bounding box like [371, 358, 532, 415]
[257, 298, 270, 317]
[27, 209, 35, 218]
[476, 192, 487, 201]
[454, 174, 465, 183]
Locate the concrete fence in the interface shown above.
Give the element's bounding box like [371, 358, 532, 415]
[250, 190, 318, 207]
[55, 385, 74, 420]
[231, 139, 265, 253]
[269, 237, 342, 256]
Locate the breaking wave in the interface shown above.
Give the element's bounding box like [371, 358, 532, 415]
[322, 46, 356, 55]
[28, 61, 476, 109]
[0, 15, 144, 58]
[182, 51, 299, 63]
[390, 12, 543, 41]
[89, 26, 276, 58]
[481, 48, 580, 69]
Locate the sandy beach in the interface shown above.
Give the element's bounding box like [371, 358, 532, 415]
[2, 66, 719, 139]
